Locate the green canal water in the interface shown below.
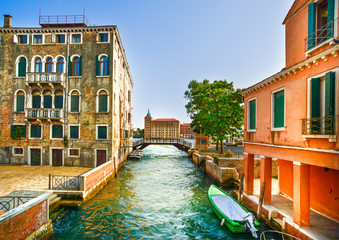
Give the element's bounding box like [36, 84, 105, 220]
[52, 145, 266, 239]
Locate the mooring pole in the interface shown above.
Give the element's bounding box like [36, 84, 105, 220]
[257, 182, 265, 220]
[238, 173, 244, 202]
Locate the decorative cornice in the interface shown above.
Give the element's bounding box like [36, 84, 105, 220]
[0, 25, 116, 33]
[242, 44, 339, 96]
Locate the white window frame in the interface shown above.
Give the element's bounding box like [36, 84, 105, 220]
[95, 148, 108, 168]
[96, 124, 108, 140]
[15, 34, 29, 44]
[70, 33, 83, 44]
[29, 124, 43, 139]
[15, 55, 28, 78]
[49, 147, 64, 166]
[32, 34, 45, 44]
[96, 89, 109, 112]
[14, 89, 26, 112]
[50, 125, 64, 140]
[43, 55, 55, 73]
[28, 146, 42, 166]
[68, 148, 80, 157]
[271, 88, 286, 132]
[69, 124, 80, 139]
[12, 147, 24, 156]
[55, 55, 66, 73]
[247, 97, 257, 132]
[31, 55, 43, 73]
[69, 89, 81, 112]
[53, 33, 66, 44]
[97, 32, 110, 43]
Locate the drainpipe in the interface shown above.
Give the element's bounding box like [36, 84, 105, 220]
[65, 32, 70, 165]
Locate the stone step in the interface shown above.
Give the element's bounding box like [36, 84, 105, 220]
[49, 195, 62, 215]
[60, 200, 83, 208]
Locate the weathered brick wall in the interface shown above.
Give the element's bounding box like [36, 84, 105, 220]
[84, 161, 113, 192]
[0, 199, 48, 240]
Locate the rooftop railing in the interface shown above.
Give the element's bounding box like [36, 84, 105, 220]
[39, 14, 90, 27]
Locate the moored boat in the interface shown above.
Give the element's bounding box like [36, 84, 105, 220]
[208, 184, 260, 238]
[128, 150, 143, 161]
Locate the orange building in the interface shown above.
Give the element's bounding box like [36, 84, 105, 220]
[242, 0, 338, 232]
[180, 123, 194, 139]
[144, 110, 180, 138]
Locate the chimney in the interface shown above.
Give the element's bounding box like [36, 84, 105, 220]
[4, 15, 12, 28]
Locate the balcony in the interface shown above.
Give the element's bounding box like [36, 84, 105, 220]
[25, 108, 64, 120]
[26, 73, 66, 88]
[305, 18, 338, 52]
[302, 116, 337, 142]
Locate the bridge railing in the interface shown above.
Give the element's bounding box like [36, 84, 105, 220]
[133, 138, 193, 148]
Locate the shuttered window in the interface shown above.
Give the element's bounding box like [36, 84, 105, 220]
[97, 126, 107, 139]
[70, 91, 80, 112]
[31, 125, 41, 138]
[11, 125, 26, 139]
[52, 125, 63, 139]
[325, 71, 335, 117]
[249, 100, 256, 130]
[43, 95, 52, 108]
[32, 95, 41, 108]
[308, 3, 316, 49]
[327, 0, 335, 38]
[98, 90, 108, 112]
[70, 126, 79, 139]
[18, 57, 26, 77]
[16, 92, 25, 112]
[273, 90, 285, 128]
[55, 95, 63, 109]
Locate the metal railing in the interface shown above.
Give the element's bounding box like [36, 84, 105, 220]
[49, 174, 80, 190]
[25, 108, 64, 119]
[0, 196, 33, 213]
[39, 14, 90, 26]
[26, 72, 66, 87]
[302, 115, 337, 135]
[305, 18, 337, 51]
[133, 138, 193, 148]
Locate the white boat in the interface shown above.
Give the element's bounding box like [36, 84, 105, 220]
[128, 150, 143, 161]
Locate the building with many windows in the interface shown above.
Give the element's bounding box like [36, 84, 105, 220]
[0, 14, 133, 169]
[180, 123, 194, 139]
[144, 110, 180, 138]
[242, 0, 338, 234]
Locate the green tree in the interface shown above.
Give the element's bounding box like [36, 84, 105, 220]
[185, 79, 243, 154]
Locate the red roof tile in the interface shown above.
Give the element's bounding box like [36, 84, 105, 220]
[153, 118, 179, 122]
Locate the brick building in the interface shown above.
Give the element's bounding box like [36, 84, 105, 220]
[180, 123, 194, 139]
[144, 110, 180, 138]
[0, 14, 133, 169]
[242, 0, 338, 230]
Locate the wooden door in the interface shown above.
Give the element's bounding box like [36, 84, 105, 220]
[52, 149, 63, 166]
[30, 148, 41, 166]
[96, 150, 106, 167]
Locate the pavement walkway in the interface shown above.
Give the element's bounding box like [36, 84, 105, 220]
[0, 166, 90, 197]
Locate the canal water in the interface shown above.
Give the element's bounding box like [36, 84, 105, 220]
[52, 145, 264, 239]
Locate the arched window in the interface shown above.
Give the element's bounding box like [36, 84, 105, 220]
[43, 90, 52, 108]
[18, 57, 27, 77]
[72, 57, 81, 76]
[16, 91, 25, 112]
[56, 58, 64, 73]
[55, 90, 63, 109]
[45, 57, 53, 73]
[100, 56, 108, 76]
[32, 90, 41, 108]
[34, 58, 42, 73]
[98, 90, 108, 112]
[70, 90, 80, 112]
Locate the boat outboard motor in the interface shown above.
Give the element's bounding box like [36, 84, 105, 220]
[243, 212, 258, 238]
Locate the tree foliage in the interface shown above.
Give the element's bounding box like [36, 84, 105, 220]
[184, 79, 244, 153]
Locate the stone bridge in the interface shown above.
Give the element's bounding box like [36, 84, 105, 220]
[133, 138, 193, 152]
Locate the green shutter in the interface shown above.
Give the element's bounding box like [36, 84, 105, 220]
[53, 126, 63, 138]
[70, 126, 79, 139]
[55, 96, 63, 109]
[79, 56, 82, 76]
[18, 58, 26, 77]
[32, 95, 41, 108]
[31, 125, 41, 138]
[23, 125, 26, 137]
[325, 72, 335, 117]
[249, 100, 256, 130]
[11, 125, 25, 139]
[327, 0, 335, 38]
[308, 3, 316, 49]
[98, 126, 107, 139]
[311, 78, 321, 118]
[17, 94, 24, 112]
[107, 55, 110, 76]
[43, 96, 52, 108]
[68, 56, 72, 76]
[99, 95, 108, 112]
[274, 91, 285, 128]
[71, 95, 79, 112]
[96, 55, 100, 76]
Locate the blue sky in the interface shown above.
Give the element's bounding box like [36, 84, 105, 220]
[1, 0, 294, 129]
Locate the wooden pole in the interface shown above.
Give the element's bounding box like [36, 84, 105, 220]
[48, 174, 51, 189]
[257, 182, 265, 220]
[238, 173, 244, 202]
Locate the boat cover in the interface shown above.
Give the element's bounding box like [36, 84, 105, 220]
[212, 195, 247, 222]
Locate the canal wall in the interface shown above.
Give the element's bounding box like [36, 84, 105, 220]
[0, 192, 53, 240]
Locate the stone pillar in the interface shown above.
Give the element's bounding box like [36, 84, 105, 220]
[260, 156, 272, 204]
[293, 162, 310, 227]
[243, 153, 254, 195]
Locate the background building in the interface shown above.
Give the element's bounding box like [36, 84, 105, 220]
[180, 123, 194, 139]
[242, 0, 338, 231]
[144, 111, 180, 138]
[0, 14, 133, 169]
